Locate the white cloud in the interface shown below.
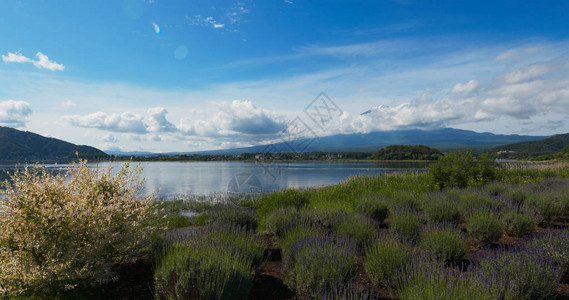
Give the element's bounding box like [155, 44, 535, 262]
[186, 15, 225, 29]
[33, 52, 65, 71]
[144, 107, 177, 133]
[502, 63, 550, 84]
[1, 51, 64, 71]
[0, 100, 32, 127]
[451, 80, 480, 94]
[101, 134, 119, 143]
[178, 100, 286, 138]
[1, 52, 32, 63]
[64, 107, 176, 134]
[338, 56, 569, 134]
[284, 0, 293, 4]
[59, 100, 76, 108]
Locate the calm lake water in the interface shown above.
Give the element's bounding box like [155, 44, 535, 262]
[0, 161, 430, 199]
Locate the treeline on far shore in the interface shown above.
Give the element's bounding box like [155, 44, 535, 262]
[113, 145, 444, 162]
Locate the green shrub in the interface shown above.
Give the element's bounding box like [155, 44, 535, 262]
[281, 225, 323, 266]
[529, 231, 569, 283]
[364, 239, 413, 286]
[208, 205, 259, 230]
[0, 161, 164, 296]
[258, 189, 309, 216]
[482, 181, 510, 196]
[264, 207, 313, 237]
[456, 190, 504, 219]
[389, 212, 423, 244]
[396, 257, 497, 300]
[284, 235, 358, 296]
[310, 207, 349, 229]
[389, 190, 421, 213]
[504, 187, 529, 213]
[467, 212, 502, 246]
[154, 225, 263, 300]
[166, 213, 190, 229]
[419, 226, 466, 264]
[473, 249, 560, 300]
[428, 151, 498, 190]
[423, 193, 462, 224]
[527, 192, 564, 224]
[333, 214, 377, 251]
[502, 211, 535, 237]
[356, 197, 389, 223]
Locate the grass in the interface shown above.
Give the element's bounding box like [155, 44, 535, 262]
[419, 225, 467, 264]
[389, 212, 423, 244]
[466, 211, 503, 247]
[283, 234, 358, 296]
[154, 225, 263, 300]
[8, 155, 569, 298]
[364, 238, 413, 286]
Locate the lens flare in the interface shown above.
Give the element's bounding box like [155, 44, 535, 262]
[152, 22, 161, 35]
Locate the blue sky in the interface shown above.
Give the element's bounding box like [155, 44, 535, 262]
[1, 0, 569, 152]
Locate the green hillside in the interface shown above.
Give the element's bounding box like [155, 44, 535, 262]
[370, 145, 443, 160]
[0, 126, 109, 162]
[493, 133, 569, 158]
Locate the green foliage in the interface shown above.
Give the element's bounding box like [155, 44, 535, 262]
[154, 226, 263, 300]
[388, 190, 421, 213]
[333, 214, 377, 251]
[281, 225, 323, 266]
[423, 193, 462, 224]
[389, 212, 423, 244]
[428, 151, 498, 190]
[529, 231, 569, 283]
[526, 192, 564, 224]
[502, 212, 535, 237]
[0, 161, 164, 296]
[208, 205, 259, 231]
[474, 250, 560, 300]
[166, 213, 190, 229]
[364, 239, 413, 286]
[264, 207, 313, 237]
[455, 189, 505, 219]
[284, 235, 358, 296]
[0, 126, 109, 162]
[356, 196, 389, 223]
[370, 145, 443, 161]
[396, 257, 497, 300]
[257, 189, 309, 216]
[467, 212, 503, 246]
[419, 226, 466, 264]
[309, 207, 350, 229]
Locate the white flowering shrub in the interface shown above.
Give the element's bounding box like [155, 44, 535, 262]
[0, 160, 164, 295]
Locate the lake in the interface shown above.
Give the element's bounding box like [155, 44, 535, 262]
[0, 161, 430, 199]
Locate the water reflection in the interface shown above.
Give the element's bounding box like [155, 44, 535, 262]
[0, 161, 430, 199]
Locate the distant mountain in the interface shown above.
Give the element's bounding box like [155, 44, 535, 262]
[105, 150, 159, 157]
[0, 126, 109, 162]
[193, 128, 547, 155]
[493, 133, 569, 156]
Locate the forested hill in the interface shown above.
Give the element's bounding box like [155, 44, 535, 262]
[370, 145, 443, 160]
[0, 126, 109, 162]
[493, 133, 569, 158]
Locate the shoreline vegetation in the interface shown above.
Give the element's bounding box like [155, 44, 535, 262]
[2, 152, 569, 298]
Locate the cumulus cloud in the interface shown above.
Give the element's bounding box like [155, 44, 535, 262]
[101, 134, 119, 143]
[1, 51, 65, 71]
[503, 63, 550, 84]
[0, 100, 32, 127]
[1, 52, 32, 63]
[451, 79, 479, 94]
[65, 107, 176, 134]
[178, 100, 286, 137]
[339, 56, 569, 133]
